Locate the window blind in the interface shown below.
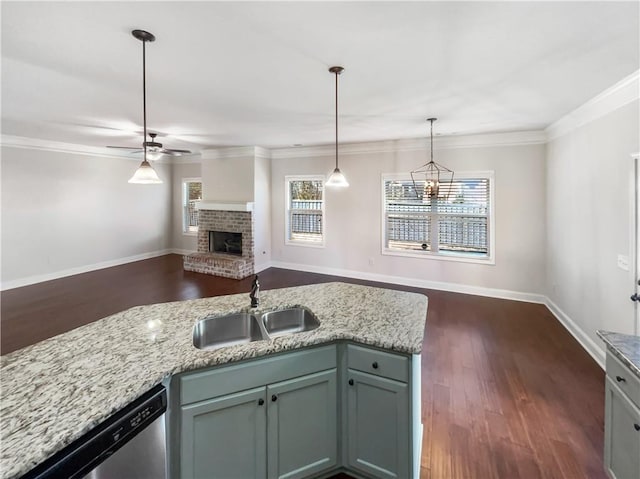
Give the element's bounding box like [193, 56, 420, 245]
[384, 177, 490, 256]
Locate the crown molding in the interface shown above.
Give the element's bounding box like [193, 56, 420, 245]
[0, 135, 140, 160]
[546, 70, 640, 141]
[201, 146, 272, 160]
[270, 130, 547, 159]
[0, 134, 202, 163]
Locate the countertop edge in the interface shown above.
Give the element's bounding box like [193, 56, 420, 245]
[596, 330, 640, 379]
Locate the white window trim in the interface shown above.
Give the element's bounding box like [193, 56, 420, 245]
[285, 175, 326, 248]
[380, 171, 496, 265]
[182, 177, 201, 237]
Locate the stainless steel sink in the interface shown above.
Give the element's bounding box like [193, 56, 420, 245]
[193, 307, 320, 350]
[193, 313, 268, 350]
[261, 307, 320, 337]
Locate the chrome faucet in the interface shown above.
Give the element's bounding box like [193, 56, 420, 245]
[250, 275, 260, 308]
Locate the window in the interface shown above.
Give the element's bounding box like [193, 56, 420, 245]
[286, 176, 325, 246]
[183, 178, 202, 234]
[382, 172, 494, 263]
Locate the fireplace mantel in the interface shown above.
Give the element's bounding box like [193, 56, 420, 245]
[196, 201, 254, 212]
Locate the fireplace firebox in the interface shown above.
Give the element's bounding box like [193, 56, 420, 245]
[209, 231, 242, 256]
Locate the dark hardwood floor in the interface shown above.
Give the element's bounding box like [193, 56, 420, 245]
[1, 254, 606, 478]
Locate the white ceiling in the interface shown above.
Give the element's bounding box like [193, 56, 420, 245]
[2, 1, 638, 154]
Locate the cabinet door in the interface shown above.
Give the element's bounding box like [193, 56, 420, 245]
[267, 369, 337, 479]
[346, 369, 409, 479]
[605, 378, 640, 479]
[180, 387, 267, 479]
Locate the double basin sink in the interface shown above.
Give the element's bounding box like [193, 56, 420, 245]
[193, 307, 320, 351]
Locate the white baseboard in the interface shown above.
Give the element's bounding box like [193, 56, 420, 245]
[544, 298, 606, 370]
[270, 260, 546, 304]
[255, 261, 273, 274]
[170, 248, 193, 256]
[0, 249, 174, 291]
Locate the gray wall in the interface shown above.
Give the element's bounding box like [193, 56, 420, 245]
[270, 141, 547, 297]
[254, 155, 272, 271]
[546, 100, 640, 348]
[1, 146, 172, 288]
[171, 162, 201, 253]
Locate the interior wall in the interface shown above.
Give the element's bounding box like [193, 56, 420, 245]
[1, 147, 171, 287]
[254, 155, 272, 271]
[270, 141, 547, 296]
[201, 153, 255, 202]
[171, 162, 202, 253]
[546, 100, 640, 349]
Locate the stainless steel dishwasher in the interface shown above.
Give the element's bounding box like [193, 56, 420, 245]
[21, 384, 167, 479]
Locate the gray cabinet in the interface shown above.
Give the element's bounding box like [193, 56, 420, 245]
[267, 370, 337, 479]
[176, 346, 338, 479]
[604, 353, 640, 479]
[180, 387, 267, 479]
[174, 343, 417, 479]
[346, 344, 411, 479]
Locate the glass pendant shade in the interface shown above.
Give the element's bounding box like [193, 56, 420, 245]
[326, 167, 349, 187]
[128, 160, 162, 184]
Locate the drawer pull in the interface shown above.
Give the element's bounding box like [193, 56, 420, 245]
[616, 375, 626, 383]
[635, 424, 640, 432]
[271, 394, 278, 402]
[258, 398, 264, 406]
[372, 361, 379, 369]
[348, 379, 354, 386]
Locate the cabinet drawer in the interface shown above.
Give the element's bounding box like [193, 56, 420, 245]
[347, 344, 409, 383]
[180, 345, 336, 405]
[607, 352, 640, 409]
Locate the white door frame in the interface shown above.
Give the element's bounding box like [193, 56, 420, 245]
[633, 153, 640, 335]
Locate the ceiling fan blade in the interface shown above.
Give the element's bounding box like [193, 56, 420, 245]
[163, 148, 192, 154]
[106, 145, 139, 149]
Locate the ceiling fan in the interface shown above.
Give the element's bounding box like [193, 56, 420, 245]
[108, 132, 192, 157]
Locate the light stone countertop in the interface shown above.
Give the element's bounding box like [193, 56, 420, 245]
[0, 282, 428, 479]
[597, 330, 640, 378]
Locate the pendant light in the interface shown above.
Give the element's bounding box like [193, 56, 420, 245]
[410, 118, 453, 198]
[325, 66, 349, 187]
[128, 29, 162, 184]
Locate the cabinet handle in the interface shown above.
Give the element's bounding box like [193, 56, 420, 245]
[271, 394, 278, 402]
[372, 361, 379, 369]
[616, 375, 626, 383]
[348, 379, 354, 386]
[258, 398, 264, 406]
[635, 424, 640, 431]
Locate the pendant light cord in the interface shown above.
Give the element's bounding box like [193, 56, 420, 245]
[429, 118, 434, 163]
[142, 38, 147, 162]
[334, 69, 338, 170]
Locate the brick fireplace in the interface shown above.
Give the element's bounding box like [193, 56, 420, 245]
[183, 203, 255, 280]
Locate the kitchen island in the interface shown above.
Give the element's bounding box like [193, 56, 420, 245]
[0, 282, 428, 479]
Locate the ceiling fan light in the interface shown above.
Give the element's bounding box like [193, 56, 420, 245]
[325, 167, 349, 187]
[128, 160, 163, 184]
[146, 150, 163, 161]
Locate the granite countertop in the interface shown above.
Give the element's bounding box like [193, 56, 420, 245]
[0, 282, 428, 479]
[597, 330, 640, 378]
